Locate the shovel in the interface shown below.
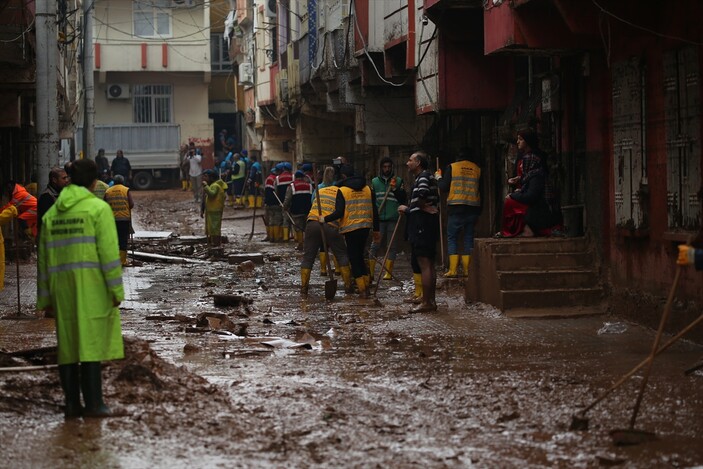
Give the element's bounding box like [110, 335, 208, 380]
[570, 265, 684, 440]
[371, 214, 403, 306]
[313, 164, 337, 300]
[609, 265, 681, 445]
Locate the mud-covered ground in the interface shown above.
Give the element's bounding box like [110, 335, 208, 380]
[1, 189, 702, 468]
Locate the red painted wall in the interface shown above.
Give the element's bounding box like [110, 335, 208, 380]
[439, 41, 513, 111]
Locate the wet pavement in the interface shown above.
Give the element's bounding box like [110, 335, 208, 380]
[1, 189, 702, 468]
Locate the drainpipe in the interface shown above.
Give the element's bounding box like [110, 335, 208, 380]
[35, 0, 59, 190]
[83, 0, 95, 162]
[407, 0, 415, 70]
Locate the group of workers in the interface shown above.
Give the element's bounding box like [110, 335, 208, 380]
[257, 151, 455, 313]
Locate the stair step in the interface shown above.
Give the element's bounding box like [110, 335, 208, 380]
[493, 252, 593, 270]
[489, 237, 589, 254]
[500, 287, 604, 309]
[497, 269, 599, 290]
[505, 305, 606, 318]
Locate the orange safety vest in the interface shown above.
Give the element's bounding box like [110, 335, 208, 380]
[1, 184, 37, 236]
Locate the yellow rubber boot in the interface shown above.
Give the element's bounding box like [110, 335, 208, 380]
[256, 196, 263, 207]
[445, 254, 460, 278]
[414, 273, 423, 300]
[300, 268, 311, 296]
[227, 196, 234, 207]
[276, 226, 284, 242]
[363, 274, 371, 290]
[340, 266, 353, 293]
[368, 259, 376, 279]
[319, 252, 328, 275]
[383, 260, 394, 280]
[461, 255, 471, 277]
[282, 227, 290, 242]
[187, 180, 192, 190]
[248, 195, 255, 208]
[355, 276, 368, 298]
[181, 180, 187, 191]
[119, 250, 128, 266]
[332, 255, 341, 275]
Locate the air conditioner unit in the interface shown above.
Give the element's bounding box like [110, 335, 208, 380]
[171, 0, 195, 7]
[106, 84, 130, 100]
[265, 0, 277, 18]
[239, 63, 254, 87]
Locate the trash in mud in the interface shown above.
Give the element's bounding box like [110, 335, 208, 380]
[213, 294, 253, 307]
[598, 322, 628, 335]
[228, 253, 265, 264]
[195, 312, 248, 335]
[259, 338, 313, 349]
[237, 260, 256, 273]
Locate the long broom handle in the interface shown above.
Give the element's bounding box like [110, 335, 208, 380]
[14, 219, 21, 316]
[580, 304, 701, 416]
[628, 265, 682, 429]
[312, 164, 334, 278]
[373, 214, 403, 297]
[435, 157, 445, 267]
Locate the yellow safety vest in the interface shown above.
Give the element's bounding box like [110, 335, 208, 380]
[308, 186, 340, 228]
[447, 160, 480, 206]
[104, 185, 131, 221]
[339, 186, 372, 234]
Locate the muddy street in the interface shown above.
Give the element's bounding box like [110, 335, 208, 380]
[1, 189, 702, 468]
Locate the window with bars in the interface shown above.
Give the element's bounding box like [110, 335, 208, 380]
[211, 33, 232, 71]
[134, 0, 172, 38]
[133, 85, 172, 123]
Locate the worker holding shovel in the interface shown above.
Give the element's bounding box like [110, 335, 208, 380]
[300, 166, 353, 297]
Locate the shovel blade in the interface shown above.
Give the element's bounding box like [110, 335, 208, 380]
[324, 279, 337, 301]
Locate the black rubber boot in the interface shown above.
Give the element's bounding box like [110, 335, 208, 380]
[80, 362, 111, 418]
[58, 364, 83, 419]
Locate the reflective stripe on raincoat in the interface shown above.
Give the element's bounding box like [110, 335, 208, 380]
[37, 184, 124, 365]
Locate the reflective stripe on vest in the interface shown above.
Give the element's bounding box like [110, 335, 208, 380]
[308, 186, 340, 228]
[104, 185, 131, 220]
[371, 176, 401, 221]
[447, 160, 480, 206]
[339, 186, 372, 234]
[231, 160, 246, 180]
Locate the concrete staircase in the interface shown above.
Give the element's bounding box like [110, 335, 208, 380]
[464, 237, 606, 318]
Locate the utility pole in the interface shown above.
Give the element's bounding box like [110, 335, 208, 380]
[83, 0, 95, 161]
[35, 0, 59, 191]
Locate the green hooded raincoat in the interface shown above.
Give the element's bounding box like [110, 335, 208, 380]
[37, 184, 125, 365]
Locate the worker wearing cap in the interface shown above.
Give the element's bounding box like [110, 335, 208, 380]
[263, 165, 281, 242]
[284, 170, 313, 250]
[301, 167, 353, 296]
[201, 169, 228, 255]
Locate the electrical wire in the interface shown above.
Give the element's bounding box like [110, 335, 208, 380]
[350, 0, 408, 87]
[591, 0, 703, 46]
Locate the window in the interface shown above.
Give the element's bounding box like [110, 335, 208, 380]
[133, 85, 172, 123]
[211, 33, 232, 71]
[664, 47, 701, 230]
[134, 0, 172, 38]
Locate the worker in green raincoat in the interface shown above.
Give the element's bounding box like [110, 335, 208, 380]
[201, 169, 228, 255]
[37, 159, 124, 419]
